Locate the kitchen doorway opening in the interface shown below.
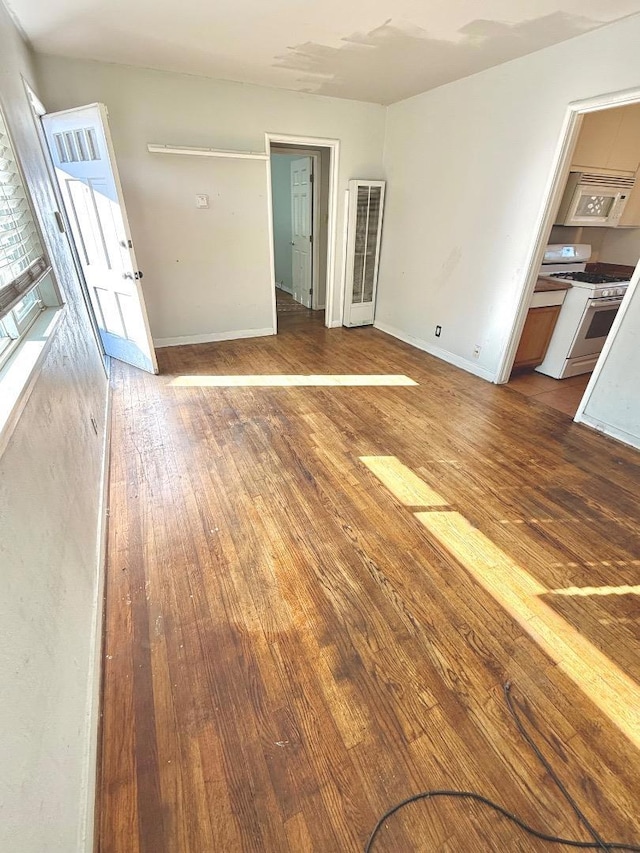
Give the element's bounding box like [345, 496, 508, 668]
[498, 90, 640, 424]
[266, 134, 340, 333]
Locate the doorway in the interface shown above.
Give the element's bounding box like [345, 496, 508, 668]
[266, 134, 340, 332]
[499, 93, 640, 422]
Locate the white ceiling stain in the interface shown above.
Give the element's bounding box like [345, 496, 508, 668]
[274, 12, 600, 103]
[7, 0, 640, 103]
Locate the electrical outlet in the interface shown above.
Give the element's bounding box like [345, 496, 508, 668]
[195, 194, 209, 209]
[435, 325, 442, 338]
[473, 345, 481, 359]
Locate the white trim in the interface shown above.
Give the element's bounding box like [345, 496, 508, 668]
[264, 153, 279, 334]
[374, 319, 496, 382]
[0, 306, 66, 459]
[577, 414, 640, 451]
[265, 133, 341, 328]
[154, 327, 274, 347]
[77, 362, 112, 852]
[497, 84, 640, 387]
[147, 143, 268, 160]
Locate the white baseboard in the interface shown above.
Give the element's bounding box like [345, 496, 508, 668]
[78, 365, 113, 852]
[154, 327, 275, 348]
[326, 319, 342, 328]
[373, 320, 496, 382]
[576, 413, 640, 450]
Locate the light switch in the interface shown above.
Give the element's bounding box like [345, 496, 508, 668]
[195, 194, 209, 209]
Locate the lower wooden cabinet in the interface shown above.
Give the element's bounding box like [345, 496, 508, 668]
[512, 305, 562, 372]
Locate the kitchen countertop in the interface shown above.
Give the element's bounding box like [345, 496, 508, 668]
[535, 275, 572, 292]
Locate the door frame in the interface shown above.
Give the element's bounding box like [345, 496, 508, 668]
[265, 133, 340, 331]
[22, 79, 109, 373]
[496, 86, 640, 425]
[270, 149, 322, 308]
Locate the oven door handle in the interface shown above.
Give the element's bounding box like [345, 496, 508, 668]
[588, 297, 624, 308]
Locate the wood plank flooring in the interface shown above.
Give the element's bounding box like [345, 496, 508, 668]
[100, 316, 640, 852]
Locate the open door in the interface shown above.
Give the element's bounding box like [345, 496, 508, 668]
[291, 156, 313, 309]
[343, 180, 385, 327]
[42, 103, 157, 373]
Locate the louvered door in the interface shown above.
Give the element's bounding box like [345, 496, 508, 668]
[343, 180, 385, 327]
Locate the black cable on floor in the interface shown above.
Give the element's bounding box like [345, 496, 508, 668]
[364, 683, 640, 852]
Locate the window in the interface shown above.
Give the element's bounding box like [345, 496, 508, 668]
[0, 105, 49, 366]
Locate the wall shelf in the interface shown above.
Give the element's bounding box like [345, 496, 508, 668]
[147, 143, 268, 160]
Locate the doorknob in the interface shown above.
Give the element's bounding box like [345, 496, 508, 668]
[290, 241, 294, 246]
[122, 272, 133, 280]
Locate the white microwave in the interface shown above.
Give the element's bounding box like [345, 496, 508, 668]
[555, 171, 635, 227]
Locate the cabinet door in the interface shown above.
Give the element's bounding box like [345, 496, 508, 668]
[618, 166, 640, 227]
[608, 104, 640, 173]
[572, 110, 622, 172]
[513, 306, 562, 372]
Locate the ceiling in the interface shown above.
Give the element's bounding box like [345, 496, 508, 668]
[7, 0, 640, 104]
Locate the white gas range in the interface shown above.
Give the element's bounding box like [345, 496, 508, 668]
[536, 244, 630, 379]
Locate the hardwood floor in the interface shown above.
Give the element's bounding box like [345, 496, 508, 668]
[275, 288, 325, 333]
[100, 322, 640, 852]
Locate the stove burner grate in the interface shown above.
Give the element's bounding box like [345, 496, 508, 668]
[551, 271, 629, 284]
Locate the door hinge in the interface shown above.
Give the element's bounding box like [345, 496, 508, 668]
[309, 234, 313, 242]
[54, 211, 66, 234]
[310, 173, 314, 183]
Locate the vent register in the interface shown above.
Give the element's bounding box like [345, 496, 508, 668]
[343, 180, 386, 327]
[579, 172, 635, 188]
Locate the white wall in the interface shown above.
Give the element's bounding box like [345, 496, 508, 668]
[0, 4, 108, 852]
[35, 55, 386, 342]
[580, 280, 640, 448]
[377, 13, 640, 395]
[271, 153, 296, 292]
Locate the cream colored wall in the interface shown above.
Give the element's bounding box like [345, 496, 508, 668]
[0, 4, 108, 852]
[599, 228, 640, 265]
[35, 55, 386, 341]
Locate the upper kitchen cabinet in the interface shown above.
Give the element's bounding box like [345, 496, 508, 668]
[572, 104, 640, 174]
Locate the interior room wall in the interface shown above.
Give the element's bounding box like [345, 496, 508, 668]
[35, 55, 386, 342]
[548, 225, 608, 261]
[270, 153, 296, 293]
[599, 228, 640, 266]
[377, 13, 640, 403]
[0, 4, 108, 852]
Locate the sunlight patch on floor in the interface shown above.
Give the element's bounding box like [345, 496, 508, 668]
[359, 455, 447, 507]
[359, 453, 640, 750]
[550, 584, 640, 597]
[416, 509, 640, 751]
[169, 374, 418, 387]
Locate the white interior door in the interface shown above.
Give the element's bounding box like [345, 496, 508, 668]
[290, 157, 313, 308]
[42, 103, 157, 373]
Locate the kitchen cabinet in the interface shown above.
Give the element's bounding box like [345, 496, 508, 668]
[512, 305, 562, 372]
[572, 104, 640, 175]
[618, 165, 640, 227]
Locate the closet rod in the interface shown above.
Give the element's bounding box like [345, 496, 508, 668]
[147, 143, 268, 160]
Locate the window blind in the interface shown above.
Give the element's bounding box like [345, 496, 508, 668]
[0, 111, 48, 316]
